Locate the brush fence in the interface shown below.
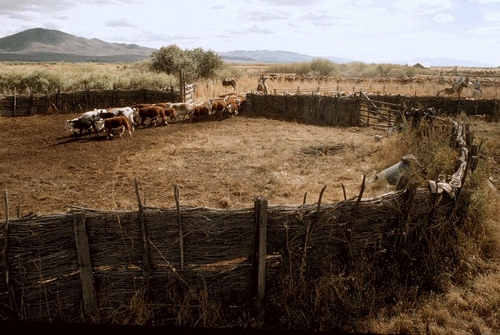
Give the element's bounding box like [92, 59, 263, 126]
[0, 87, 181, 117]
[1, 114, 476, 323]
[0, 186, 457, 322]
[244, 93, 500, 125]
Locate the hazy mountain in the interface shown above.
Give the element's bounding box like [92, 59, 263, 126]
[407, 57, 496, 68]
[0, 28, 495, 67]
[219, 50, 352, 64]
[0, 28, 156, 62]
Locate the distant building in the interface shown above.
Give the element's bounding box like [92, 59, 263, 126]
[407, 62, 431, 69]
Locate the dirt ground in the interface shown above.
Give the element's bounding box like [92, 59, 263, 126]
[0, 111, 394, 219]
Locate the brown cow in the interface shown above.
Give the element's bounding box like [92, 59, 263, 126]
[104, 116, 132, 140]
[191, 103, 211, 122]
[163, 107, 177, 122]
[130, 103, 153, 110]
[135, 105, 167, 126]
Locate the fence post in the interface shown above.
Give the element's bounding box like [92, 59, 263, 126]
[174, 184, 184, 271]
[84, 81, 89, 111]
[135, 178, 151, 299]
[13, 87, 16, 117]
[73, 212, 98, 318]
[252, 196, 268, 303]
[29, 92, 34, 116]
[2, 190, 15, 319]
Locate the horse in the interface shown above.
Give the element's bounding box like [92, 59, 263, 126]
[437, 78, 469, 98]
[222, 78, 236, 91]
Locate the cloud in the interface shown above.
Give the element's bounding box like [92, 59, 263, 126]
[485, 11, 500, 21]
[394, 0, 451, 15]
[469, 0, 500, 3]
[105, 18, 138, 27]
[257, 0, 325, 6]
[468, 25, 500, 35]
[0, 0, 78, 14]
[6, 13, 33, 21]
[434, 13, 454, 22]
[246, 10, 288, 22]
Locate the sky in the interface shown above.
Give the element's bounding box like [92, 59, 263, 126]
[0, 0, 499, 67]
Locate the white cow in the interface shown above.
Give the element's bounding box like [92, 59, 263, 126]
[165, 102, 195, 121]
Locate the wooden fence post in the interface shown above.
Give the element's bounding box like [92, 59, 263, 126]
[252, 196, 268, 302]
[84, 81, 89, 111]
[174, 185, 184, 271]
[73, 212, 98, 318]
[13, 87, 16, 117]
[29, 92, 34, 116]
[2, 190, 15, 319]
[135, 178, 151, 299]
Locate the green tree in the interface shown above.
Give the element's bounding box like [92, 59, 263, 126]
[188, 48, 223, 78]
[150, 45, 185, 75]
[310, 58, 338, 76]
[149, 45, 223, 80]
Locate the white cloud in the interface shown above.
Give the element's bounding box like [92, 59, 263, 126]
[468, 25, 500, 35]
[485, 11, 500, 21]
[394, 0, 451, 15]
[469, 0, 500, 3]
[434, 13, 454, 22]
[0, 0, 78, 14]
[105, 18, 138, 27]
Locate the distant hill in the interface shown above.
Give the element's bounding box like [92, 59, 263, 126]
[0, 28, 495, 67]
[0, 28, 156, 62]
[219, 50, 352, 64]
[407, 57, 496, 68]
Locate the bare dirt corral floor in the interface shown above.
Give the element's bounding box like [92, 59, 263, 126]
[0, 113, 392, 218]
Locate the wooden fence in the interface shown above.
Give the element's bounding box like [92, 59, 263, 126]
[244, 93, 500, 125]
[0, 87, 182, 117]
[0, 118, 479, 324]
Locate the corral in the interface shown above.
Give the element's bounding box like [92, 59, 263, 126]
[0, 84, 497, 331]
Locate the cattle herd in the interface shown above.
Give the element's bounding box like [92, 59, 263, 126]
[64, 93, 247, 140]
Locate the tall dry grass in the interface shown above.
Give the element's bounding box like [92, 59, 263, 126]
[1, 61, 498, 99]
[364, 119, 500, 334]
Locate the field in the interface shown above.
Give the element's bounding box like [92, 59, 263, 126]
[1, 62, 500, 333]
[0, 112, 391, 217]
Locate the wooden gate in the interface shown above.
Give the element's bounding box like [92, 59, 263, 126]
[179, 69, 196, 104]
[359, 91, 401, 129]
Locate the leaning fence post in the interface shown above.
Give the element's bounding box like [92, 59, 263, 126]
[252, 196, 267, 303]
[73, 212, 98, 318]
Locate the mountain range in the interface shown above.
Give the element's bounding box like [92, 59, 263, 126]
[0, 28, 495, 67]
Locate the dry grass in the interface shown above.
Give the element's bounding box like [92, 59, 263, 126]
[363, 119, 500, 335]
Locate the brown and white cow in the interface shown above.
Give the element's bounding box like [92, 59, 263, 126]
[104, 116, 132, 140]
[210, 96, 230, 120]
[165, 102, 194, 121]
